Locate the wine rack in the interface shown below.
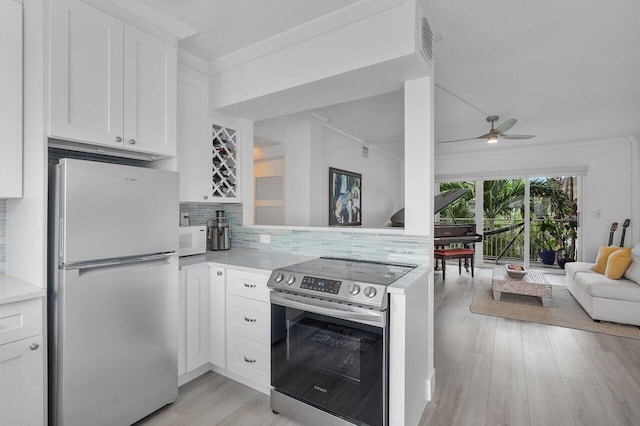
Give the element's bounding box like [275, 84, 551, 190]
[211, 123, 238, 199]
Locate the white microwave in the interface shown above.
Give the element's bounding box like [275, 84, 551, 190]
[178, 226, 207, 257]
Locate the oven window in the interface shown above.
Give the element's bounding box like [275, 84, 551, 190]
[271, 305, 386, 426]
[287, 314, 378, 383]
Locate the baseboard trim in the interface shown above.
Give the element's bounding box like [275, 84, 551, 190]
[426, 368, 436, 401]
[178, 364, 212, 387]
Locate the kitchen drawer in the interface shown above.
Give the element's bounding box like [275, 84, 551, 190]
[227, 295, 269, 344]
[0, 298, 42, 347]
[227, 333, 270, 387]
[226, 269, 269, 302]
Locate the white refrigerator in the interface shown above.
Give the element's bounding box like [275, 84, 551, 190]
[49, 158, 179, 426]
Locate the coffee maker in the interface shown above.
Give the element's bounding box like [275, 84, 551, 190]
[207, 210, 231, 251]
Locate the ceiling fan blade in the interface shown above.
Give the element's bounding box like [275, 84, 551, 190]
[502, 134, 535, 140]
[495, 118, 517, 133]
[437, 136, 485, 144]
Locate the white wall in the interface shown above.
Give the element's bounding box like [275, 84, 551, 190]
[254, 115, 312, 226]
[320, 126, 404, 228]
[435, 137, 639, 261]
[254, 114, 405, 228]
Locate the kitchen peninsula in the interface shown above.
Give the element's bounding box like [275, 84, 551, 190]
[178, 248, 430, 425]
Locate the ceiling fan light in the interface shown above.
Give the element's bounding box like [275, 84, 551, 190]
[487, 136, 499, 143]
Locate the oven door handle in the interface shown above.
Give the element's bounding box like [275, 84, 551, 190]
[270, 292, 386, 327]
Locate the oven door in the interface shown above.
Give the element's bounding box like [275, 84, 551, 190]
[270, 291, 387, 426]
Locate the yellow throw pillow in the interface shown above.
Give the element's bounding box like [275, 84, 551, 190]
[591, 246, 620, 274]
[604, 248, 632, 279]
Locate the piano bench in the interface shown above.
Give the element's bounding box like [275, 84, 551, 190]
[434, 248, 475, 280]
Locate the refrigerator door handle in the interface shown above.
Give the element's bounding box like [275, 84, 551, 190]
[61, 253, 176, 272]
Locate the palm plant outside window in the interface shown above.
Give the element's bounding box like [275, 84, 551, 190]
[437, 177, 578, 267]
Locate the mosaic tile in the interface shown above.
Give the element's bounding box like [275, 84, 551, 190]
[178, 202, 430, 262]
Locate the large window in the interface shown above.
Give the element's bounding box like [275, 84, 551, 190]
[438, 175, 579, 269]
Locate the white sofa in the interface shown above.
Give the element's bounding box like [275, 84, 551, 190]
[565, 244, 640, 326]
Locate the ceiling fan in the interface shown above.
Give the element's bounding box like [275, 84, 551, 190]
[438, 116, 535, 144]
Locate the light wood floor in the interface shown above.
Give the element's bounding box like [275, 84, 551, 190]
[135, 371, 301, 426]
[139, 267, 640, 426]
[419, 267, 640, 426]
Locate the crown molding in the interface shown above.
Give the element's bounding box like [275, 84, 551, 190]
[178, 50, 208, 75]
[208, 0, 406, 75]
[82, 0, 196, 45]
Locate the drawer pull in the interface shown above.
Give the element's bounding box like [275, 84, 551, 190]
[30, 343, 39, 351]
[244, 316, 257, 323]
[217, 271, 223, 276]
[244, 283, 256, 288]
[243, 356, 256, 364]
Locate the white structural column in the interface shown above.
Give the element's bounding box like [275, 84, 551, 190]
[404, 77, 433, 235]
[389, 76, 433, 426]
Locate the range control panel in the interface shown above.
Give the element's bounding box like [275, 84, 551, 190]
[267, 270, 387, 309]
[300, 276, 342, 294]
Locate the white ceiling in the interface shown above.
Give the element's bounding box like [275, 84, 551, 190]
[137, 0, 358, 61]
[431, 0, 640, 148]
[139, 0, 640, 151]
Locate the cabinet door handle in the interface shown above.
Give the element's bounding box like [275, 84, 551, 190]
[114, 136, 122, 143]
[244, 283, 256, 288]
[244, 316, 256, 323]
[243, 356, 256, 363]
[30, 343, 39, 351]
[203, 195, 208, 200]
[128, 139, 136, 145]
[217, 271, 223, 276]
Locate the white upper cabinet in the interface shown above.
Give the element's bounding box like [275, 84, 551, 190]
[50, 0, 124, 147]
[177, 69, 210, 201]
[50, 0, 177, 158]
[0, 0, 23, 198]
[177, 66, 242, 203]
[124, 26, 177, 156]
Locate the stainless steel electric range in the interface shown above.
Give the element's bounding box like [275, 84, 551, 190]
[267, 257, 416, 426]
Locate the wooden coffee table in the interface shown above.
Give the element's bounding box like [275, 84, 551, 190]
[492, 268, 552, 307]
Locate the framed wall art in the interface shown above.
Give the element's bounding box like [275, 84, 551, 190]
[329, 167, 362, 226]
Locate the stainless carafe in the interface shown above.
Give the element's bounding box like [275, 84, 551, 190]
[207, 210, 231, 251]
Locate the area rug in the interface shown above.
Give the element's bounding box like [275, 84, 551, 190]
[470, 277, 640, 339]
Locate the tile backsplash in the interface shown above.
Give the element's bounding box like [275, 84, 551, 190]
[179, 203, 430, 265]
[0, 200, 5, 273]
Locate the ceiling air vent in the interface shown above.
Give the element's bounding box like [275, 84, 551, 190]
[421, 17, 434, 63]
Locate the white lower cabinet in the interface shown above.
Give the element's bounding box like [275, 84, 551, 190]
[179, 263, 271, 391]
[225, 269, 271, 388]
[226, 333, 270, 388]
[209, 266, 226, 368]
[0, 298, 44, 426]
[179, 265, 209, 375]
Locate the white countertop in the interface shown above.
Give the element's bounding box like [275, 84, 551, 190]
[386, 263, 430, 295]
[179, 249, 315, 273]
[0, 274, 46, 305]
[179, 248, 430, 295]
